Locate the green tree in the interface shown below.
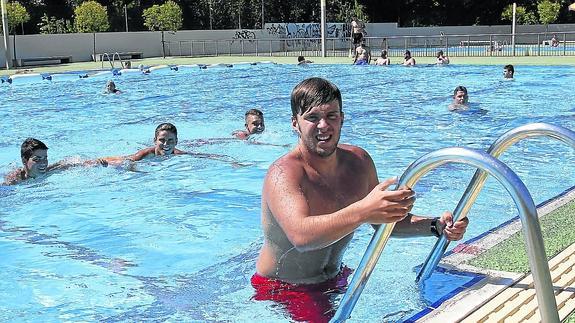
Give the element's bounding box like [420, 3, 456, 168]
[142, 0, 183, 32]
[538, 0, 561, 26]
[37, 14, 74, 34]
[74, 0, 109, 33]
[1, 2, 30, 62]
[502, 4, 529, 24]
[143, 1, 183, 58]
[2, 1, 30, 34]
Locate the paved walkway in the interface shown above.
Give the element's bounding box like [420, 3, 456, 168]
[462, 242, 575, 322]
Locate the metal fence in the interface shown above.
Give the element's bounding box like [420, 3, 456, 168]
[164, 30, 575, 58]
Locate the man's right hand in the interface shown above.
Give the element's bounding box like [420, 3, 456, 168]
[359, 177, 415, 224]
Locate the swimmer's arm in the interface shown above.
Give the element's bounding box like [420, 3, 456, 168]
[232, 130, 249, 140]
[2, 169, 22, 185]
[128, 147, 155, 161]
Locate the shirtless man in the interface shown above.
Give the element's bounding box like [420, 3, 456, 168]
[351, 16, 366, 49]
[448, 86, 469, 111]
[375, 50, 390, 66]
[403, 50, 416, 66]
[353, 43, 371, 65]
[252, 77, 469, 321]
[503, 64, 514, 79]
[233, 109, 265, 139]
[436, 50, 450, 65]
[3, 138, 107, 185]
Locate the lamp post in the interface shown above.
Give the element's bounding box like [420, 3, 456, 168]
[512, 2, 516, 56]
[320, 0, 326, 57]
[124, 5, 128, 32]
[1, 0, 12, 69]
[261, 0, 264, 29]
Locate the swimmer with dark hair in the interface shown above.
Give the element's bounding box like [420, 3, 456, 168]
[448, 85, 469, 111]
[105, 80, 121, 94]
[3, 138, 107, 185]
[102, 123, 242, 166]
[233, 109, 265, 139]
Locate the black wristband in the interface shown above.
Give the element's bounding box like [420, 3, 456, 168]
[430, 217, 442, 237]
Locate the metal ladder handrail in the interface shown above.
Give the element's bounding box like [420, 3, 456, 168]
[100, 52, 111, 69]
[417, 123, 575, 283]
[111, 52, 123, 69]
[330, 147, 559, 323]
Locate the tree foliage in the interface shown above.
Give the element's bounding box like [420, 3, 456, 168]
[0, 1, 30, 33]
[143, 0, 183, 32]
[501, 4, 538, 25]
[74, 0, 109, 33]
[5, 0, 575, 34]
[38, 14, 74, 34]
[537, 0, 561, 25]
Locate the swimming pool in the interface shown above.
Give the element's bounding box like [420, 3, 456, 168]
[1, 63, 574, 321]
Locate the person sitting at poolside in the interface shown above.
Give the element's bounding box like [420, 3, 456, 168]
[353, 43, 371, 65]
[233, 109, 265, 140]
[403, 50, 416, 66]
[105, 80, 121, 94]
[252, 77, 469, 322]
[551, 35, 559, 47]
[448, 86, 469, 111]
[374, 50, 390, 66]
[503, 64, 514, 79]
[3, 138, 107, 185]
[436, 50, 450, 65]
[297, 56, 313, 66]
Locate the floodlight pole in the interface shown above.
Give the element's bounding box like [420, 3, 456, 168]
[320, 0, 326, 57]
[512, 2, 516, 56]
[1, 0, 12, 69]
[124, 5, 128, 32]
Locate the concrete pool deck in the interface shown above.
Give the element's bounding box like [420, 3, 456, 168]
[418, 187, 575, 322]
[2, 55, 575, 77]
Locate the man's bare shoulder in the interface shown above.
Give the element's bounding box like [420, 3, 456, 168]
[267, 151, 304, 179]
[338, 144, 373, 162]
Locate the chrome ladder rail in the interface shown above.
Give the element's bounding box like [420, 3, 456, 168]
[100, 52, 111, 69]
[330, 147, 559, 323]
[417, 123, 575, 283]
[111, 52, 123, 69]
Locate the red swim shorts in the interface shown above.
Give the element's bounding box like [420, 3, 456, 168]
[251, 266, 352, 323]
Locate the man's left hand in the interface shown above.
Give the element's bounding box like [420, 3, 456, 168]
[439, 211, 468, 241]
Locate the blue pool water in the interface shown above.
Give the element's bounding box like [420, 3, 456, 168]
[1, 63, 575, 322]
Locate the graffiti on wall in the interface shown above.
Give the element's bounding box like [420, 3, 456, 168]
[265, 23, 351, 48]
[232, 30, 256, 43]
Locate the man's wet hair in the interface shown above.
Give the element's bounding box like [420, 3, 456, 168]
[154, 123, 178, 139]
[245, 108, 263, 119]
[453, 85, 468, 96]
[381, 50, 388, 57]
[298, 56, 305, 62]
[21, 138, 48, 164]
[437, 50, 444, 57]
[504, 64, 514, 74]
[405, 50, 412, 57]
[291, 77, 342, 117]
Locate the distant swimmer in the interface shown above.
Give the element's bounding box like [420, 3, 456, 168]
[297, 56, 313, 65]
[374, 50, 390, 66]
[436, 50, 450, 65]
[105, 80, 121, 94]
[448, 85, 469, 111]
[3, 138, 107, 185]
[403, 50, 416, 66]
[503, 64, 514, 79]
[233, 109, 265, 139]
